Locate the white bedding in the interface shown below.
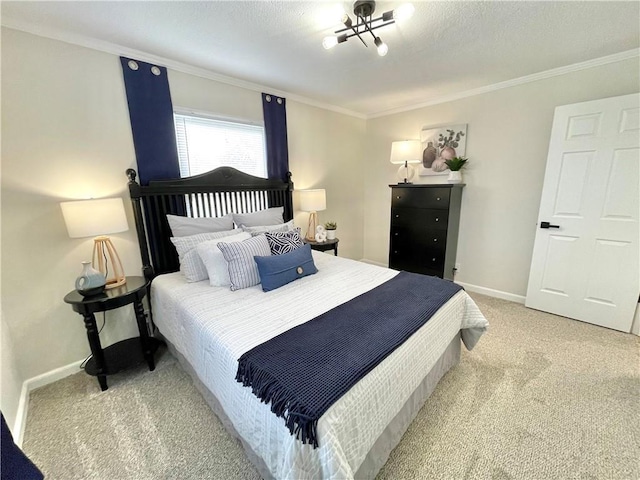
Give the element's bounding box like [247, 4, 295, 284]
[151, 252, 488, 479]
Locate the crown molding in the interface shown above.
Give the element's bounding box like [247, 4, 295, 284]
[0, 18, 367, 120]
[367, 48, 640, 118]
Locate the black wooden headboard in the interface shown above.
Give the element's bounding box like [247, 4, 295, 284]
[126, 167, 294, 280]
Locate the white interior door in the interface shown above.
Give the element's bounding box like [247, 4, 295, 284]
[526, 93, 640, 332]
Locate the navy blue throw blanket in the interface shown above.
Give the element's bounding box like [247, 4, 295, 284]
[236, 272, 463, 447]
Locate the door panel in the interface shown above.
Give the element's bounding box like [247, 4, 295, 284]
[553, 152, 593, 217]
[526, 93, 639, 332]
[583, 239, 630, 306]
[602, 148, 639, 220]
[539, 235, 578, 296]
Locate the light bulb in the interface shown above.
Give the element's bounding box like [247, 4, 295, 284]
[375, 37, 388, 56]
[323, 36, 338, 50]
[393, 3, 415, 22]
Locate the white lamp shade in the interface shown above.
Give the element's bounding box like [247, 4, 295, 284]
[299, 189, 326, 212]
[61, 198, 128, 238]
[390, 140, 422, 164]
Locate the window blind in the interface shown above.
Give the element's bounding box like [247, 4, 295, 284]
[174, 114, 267, 178]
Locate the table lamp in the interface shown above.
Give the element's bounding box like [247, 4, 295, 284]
[299, 189, 326, 241]
[60, 197, 129, 288]
[390, 140, 422, 183]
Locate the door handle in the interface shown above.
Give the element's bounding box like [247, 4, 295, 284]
[540, 221, 560, 229]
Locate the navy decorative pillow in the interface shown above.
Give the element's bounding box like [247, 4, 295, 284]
[254, 243, 318, 292]
[265, 227, 304, 255]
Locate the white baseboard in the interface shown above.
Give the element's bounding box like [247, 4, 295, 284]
[13, 359, 84, 447]
[359, 259, 526, 304]
[359, 258, 387, 268]
[455, 281, 526, 304]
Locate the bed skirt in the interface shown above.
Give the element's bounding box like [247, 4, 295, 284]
[161, 331, 462, 480]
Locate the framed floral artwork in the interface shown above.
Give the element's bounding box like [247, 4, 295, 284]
[418, 124, 467, 176]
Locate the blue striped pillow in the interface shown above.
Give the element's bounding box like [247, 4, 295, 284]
[265, 228, 303, 255]
[218, 235, 272, 291]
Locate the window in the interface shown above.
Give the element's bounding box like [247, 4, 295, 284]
[174, 113, 267, 178]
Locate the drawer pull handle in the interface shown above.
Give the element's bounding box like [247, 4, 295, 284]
[394, 250, 398, 254]
[432, 258, 436, 262]
[396, 196, 401, 199]
[394, 233, 399, 236]
[435, 218, 439, 222]
[436, 197, 441, 201]
[395, 214, 399, 218]
[433, 238, 438, 242]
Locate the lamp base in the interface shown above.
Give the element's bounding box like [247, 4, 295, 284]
[305, 211, 318, 242]
[92, 236, 126, 289]
[396, 162, 416, 184]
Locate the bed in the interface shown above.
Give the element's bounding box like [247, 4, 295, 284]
[126, 167, 488, 480]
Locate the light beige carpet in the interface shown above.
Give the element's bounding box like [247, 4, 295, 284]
[23, 293, 640, 479]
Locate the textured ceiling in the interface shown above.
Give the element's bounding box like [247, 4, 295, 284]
[2, 1, 639, 117]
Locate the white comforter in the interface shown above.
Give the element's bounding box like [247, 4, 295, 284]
[151, 252, 488, 479]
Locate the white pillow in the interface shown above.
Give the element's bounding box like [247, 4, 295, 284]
[233, 207, 284, 228]
[170, 229, 238, 282]
[241, 220, 295, 236]
[197, 232, 251, 287]
[167, 214, 234, 237]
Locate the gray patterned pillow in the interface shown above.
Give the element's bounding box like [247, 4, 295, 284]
[265, 228, 303, 255]
[170, 229, 238, 282]
[217, 234, 272, 291]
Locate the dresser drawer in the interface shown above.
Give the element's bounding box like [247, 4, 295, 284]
[389, 247, 445, 275]
[390, 224, 447, 250]
[391, 187, 451, 209]
[391, 208, 448, 230]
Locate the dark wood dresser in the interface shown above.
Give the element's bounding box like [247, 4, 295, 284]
[388, 184, 464, 280]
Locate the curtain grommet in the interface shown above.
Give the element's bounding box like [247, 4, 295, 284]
[128, 60, 139, 71]
[151, 66, 161, 76]
[277, 98, 283, 105]
[265, 95, 272, 102]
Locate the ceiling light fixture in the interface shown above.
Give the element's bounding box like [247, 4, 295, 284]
[323, 1, 414, 56]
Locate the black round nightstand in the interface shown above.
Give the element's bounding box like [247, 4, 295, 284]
[304, 238, 339, 256]
[64, 276, 160, 391]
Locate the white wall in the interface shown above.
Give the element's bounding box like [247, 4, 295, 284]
[362, 58, 640, 298]
[1, 311, 24, 433]
[0, 27, 365, 388]
[2, 28, 143, 385]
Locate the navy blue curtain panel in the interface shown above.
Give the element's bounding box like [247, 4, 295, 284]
[120, 57, 180, 185]
[1, 413, 43, 480]
[262, 93, 290, 181]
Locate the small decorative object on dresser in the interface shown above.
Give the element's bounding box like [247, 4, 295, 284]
[324, 221, 337, 240]
[388, 184, 464, 279]
[445, 156, 468, 184]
